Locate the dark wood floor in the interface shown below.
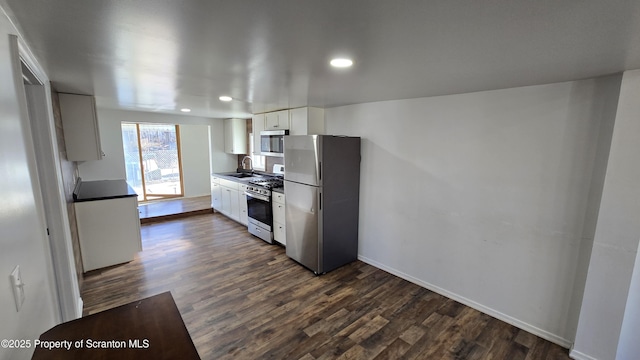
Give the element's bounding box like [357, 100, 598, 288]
[81, 213, 571, 359]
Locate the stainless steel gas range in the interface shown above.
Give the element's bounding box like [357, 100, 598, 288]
[245, 174, 283, 244]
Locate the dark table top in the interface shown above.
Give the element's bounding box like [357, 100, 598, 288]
[73, 179, 138, 202]
[31, 291, 200, 360]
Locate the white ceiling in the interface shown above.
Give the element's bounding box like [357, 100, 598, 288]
[3, 0, 640, 119]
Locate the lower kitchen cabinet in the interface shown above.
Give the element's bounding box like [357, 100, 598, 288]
[273, 192, 286, 245]
[75, 196, 142, 272]
[213, 176, 248, 226]
[221, 187, 240, 221]
[211, 177, 222, 210]
[239, 183, 248, 226]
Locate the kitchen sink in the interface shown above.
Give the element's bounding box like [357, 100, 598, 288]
[228, 173, 254, 178]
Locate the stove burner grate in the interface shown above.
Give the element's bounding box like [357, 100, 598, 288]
[248, 178, 283, 190]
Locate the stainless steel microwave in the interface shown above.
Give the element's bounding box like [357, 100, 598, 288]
[260, 130, 288, 157]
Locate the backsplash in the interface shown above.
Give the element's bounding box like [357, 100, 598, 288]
[265, 157, 284, 172]
[236, 154, 283, 173]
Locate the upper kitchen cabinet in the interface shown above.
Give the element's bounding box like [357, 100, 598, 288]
[224, 118, 247, 154]
[289, 107, 325, 135]
[265, 110, 290, 130]
[251, 113, 265, 155]
[58, 93, 103, 161]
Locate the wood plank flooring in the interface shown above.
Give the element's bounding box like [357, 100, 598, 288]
[81, 213, 571, 359]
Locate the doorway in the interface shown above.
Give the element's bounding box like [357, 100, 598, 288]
[122, 122, 185, 201]
[16, 35, 82, 321]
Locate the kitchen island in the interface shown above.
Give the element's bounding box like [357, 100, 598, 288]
[73, 179, 142, 272]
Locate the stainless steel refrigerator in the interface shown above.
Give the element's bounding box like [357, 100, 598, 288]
[284, 135, 361, 274]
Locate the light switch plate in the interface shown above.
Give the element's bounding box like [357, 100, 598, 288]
[10, 266, 25, 312]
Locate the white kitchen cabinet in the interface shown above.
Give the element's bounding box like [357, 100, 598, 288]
[273, 200, 285, 224]
[289, 107, 325, 135]
[211, 176, 222, 210]
[228, 188, 240, 220]
[272, 192, 286, 246]
[220, 188, 235, 219]
[224, 118, 247, 154]
[58, 93, 103, 161]
[238, 183, 248, 226]
[74, 196, 141, 272]
[219, 178, 240, 221]
[213, 176, 250, 226]
[274, 222, 285, 246]
[221, 189, 230, 214]
[265, 110, 289, 130]
[251, 113, 265, 155]
[219, 178, 239, 191]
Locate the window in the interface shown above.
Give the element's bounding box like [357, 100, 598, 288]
[249, 133, 266, 171]
[122, 123, 184, 201]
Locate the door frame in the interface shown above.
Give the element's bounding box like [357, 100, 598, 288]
[124, 122, 186, 201]
[13, 35, 82, 321]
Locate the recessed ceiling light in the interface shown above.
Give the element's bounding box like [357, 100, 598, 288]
[180, 108, 191, 113]
[219, 96, 233, 102]
[330, 58, 353, 68]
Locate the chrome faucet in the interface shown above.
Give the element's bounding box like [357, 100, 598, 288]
[241, 156, 253, 171]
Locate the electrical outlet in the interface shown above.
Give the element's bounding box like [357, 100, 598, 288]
[10, 266, 25, 312]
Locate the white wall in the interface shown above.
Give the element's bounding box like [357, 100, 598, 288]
[325, 75, 622, 346]
[209, 120, 238, 174]
[573, 69, 640, 360]
[78, 109, 237, 196]
[180, 124, 212, 197]
[0, 15, 59, 360]
[617, 248, 640, 359]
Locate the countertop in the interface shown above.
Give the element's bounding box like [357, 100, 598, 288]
[212, 171, 275, 183]
[73, 179, 138, 202]
[213, 171, 284, 192]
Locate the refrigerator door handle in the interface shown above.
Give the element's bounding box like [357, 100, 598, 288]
[318, 161, 321, 181]
[319, 191, 322, 210]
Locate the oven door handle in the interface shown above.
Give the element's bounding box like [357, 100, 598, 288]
[245, 191, 270, 202]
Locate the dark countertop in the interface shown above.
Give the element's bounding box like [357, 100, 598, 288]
[212, 172, 257, 183]
[212, 171, 275, 183]
[212, 171, 284, 193]
[73, 179, 138, 202]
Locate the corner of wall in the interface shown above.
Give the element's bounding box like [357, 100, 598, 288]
[50, 87, 84, 290]
[572, 69, 640, 360]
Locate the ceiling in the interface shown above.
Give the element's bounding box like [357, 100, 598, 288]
[3, 0, 640, 119]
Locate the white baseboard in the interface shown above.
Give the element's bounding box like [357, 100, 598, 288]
[569, 349, 598, 360]
[357, 255, 573, 349]
[76, 296, 83, 318]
